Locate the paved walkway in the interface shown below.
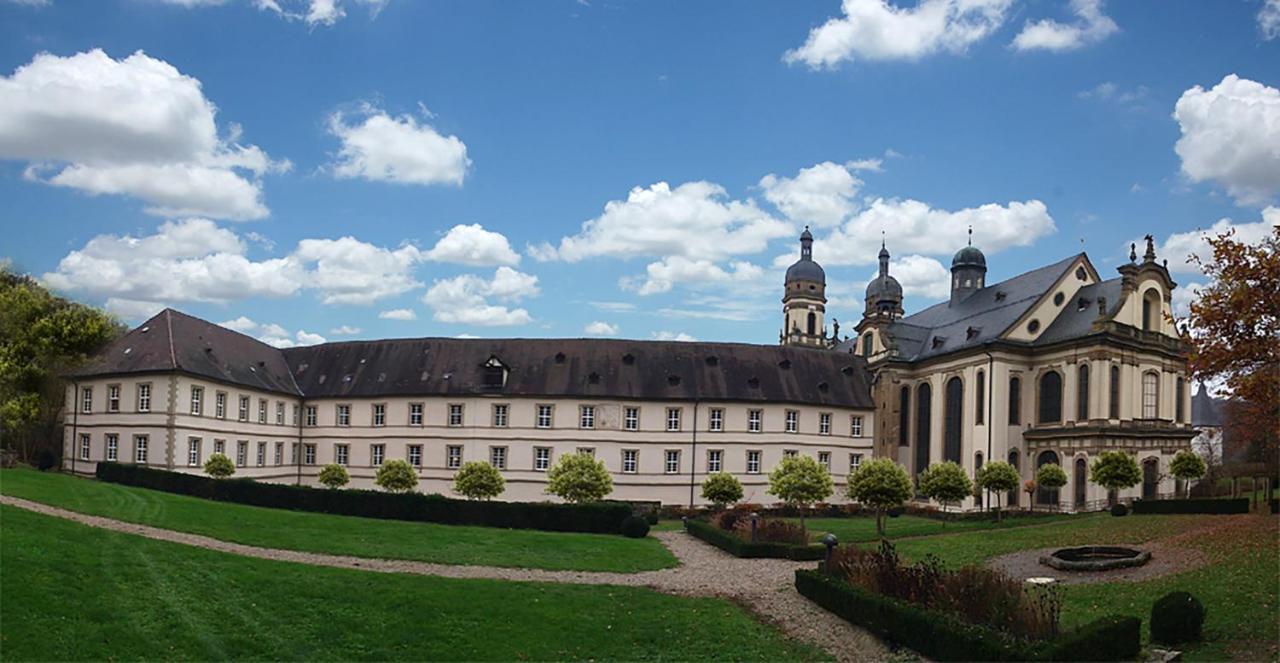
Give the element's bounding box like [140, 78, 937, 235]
[1, 495, 889, 662]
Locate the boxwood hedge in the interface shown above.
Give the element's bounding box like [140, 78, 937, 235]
[685, 518, 825, 560]
[1130, 497, 1249, 514]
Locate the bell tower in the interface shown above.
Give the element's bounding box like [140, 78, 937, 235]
[781, 227, 829, 347]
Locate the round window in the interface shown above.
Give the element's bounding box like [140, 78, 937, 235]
[1028, 320, 1041, 333]
[1053, 292, 1065, 306]
[1076, 266, 1087, 280]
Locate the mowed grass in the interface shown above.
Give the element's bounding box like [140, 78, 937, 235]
[0, 469, 676, 572]
[792, 511, 1080, 543]
[0, 506, 826, 661]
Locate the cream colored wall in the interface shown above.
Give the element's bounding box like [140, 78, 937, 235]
[1113, 274, 1178, 337]
[1005, 256, 1096, 343]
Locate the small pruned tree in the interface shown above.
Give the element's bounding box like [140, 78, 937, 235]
[546, 451, 613, 503]
[701, 472, 744, 509]
[1169, 450, 1207, 498]
[847, 458, 913, 537]
[203, 453, 235, 479]
[767, 455, 834, 537]
[318, 463, 349, 489]
[1023, 480, 1038, 513]
[1091, 451, 1142, 506]
[375, 459, 419, 493]
[977, 461, 1020, 521]
[453, 461, 506, 500]
[918, 461, 973, 521]
[1035, 463, 1068, 510]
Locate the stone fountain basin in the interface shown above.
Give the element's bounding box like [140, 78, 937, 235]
[1039, 546, 1151, 571]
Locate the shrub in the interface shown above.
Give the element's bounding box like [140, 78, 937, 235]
[35, 448, 58, 471]
[716, 509, 744, 531]
[767, 455, 834, 535]
[317, 463, 349, 489]
[620, 515, 650, 538]
[645, 511, 659, 525]
[546, 452, 613, 503]
[919, 461, 973, 516]
[701, 472, 744, 508]
[1150, 591, 1206, 644]
[375, 459, 419, 493]
[734, 517, 807, 545]
[1169, 451, 1207, 497]
[203, 453, 235, 479]
[1131, 497, 1248, 514]
[1110, 503, 1129, 517]
[977, 461, 1021, 516]
[1090, 451, 1141, 505]
[1035, 463, 1068, 495]
[847, 458, 913, 535]
[685, 518, 823, 560]
[452, 461, 505, 500]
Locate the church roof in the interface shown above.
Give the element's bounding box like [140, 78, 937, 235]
[1191, 388, 1225, 428]
[1032, 278, 1125, 345]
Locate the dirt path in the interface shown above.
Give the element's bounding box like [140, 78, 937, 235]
[1, 495, 888, 662]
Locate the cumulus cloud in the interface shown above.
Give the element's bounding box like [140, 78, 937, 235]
[651, 331, 697, 342]
[859, 254, 951, 299]
[0, 49, 287, 220]
[783, 0, 1012, 69]
[424, 223, 520, 266]
[219, 316, 326, 348]
[293, 236, 423, 304]
[105, 298, 166, 322]
[378, 308, 417, 320]
[422, 267, 538, 326]
[1011, 0, 1118, 52]
[330, 324, 362, 335]
[1151, 207, 1279, 274]
[251, 0, 388, 26]
[327, 104, 469, 186]
[759, 161, 867, 228]
[583, 321, 620, 336]
[1173, 75, 1280, 206]
[1260, 0, 1280, 40]
[625, 257, 764, 296]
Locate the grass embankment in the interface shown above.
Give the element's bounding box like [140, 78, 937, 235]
[0, 506, 825, 661]
[0, 468, 676, 573]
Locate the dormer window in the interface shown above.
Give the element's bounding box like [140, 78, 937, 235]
[554, 352, 566, 364]
[587, 372, 600, 385]
[966, 327, 980, 340]
[747, 377, 760, 388]
[667, 374, 681, 386]
[994, 291, 1007, 302]
[483, 356, 508, 389]
[778, 359, 791, 370]
[931, 336, 947, 349]
[622, 353, 635, 365]
[1077, 297, 1091, 311]
[704, 356, 718, 366]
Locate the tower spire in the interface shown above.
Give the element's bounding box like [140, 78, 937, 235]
[967, 225, 973, 246]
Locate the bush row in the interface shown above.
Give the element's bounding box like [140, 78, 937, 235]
[95, 463, 633, 534]
[794, 570, 1140, 662]
[685, 518, 824, 560]
[1131, 497, 1250, 514]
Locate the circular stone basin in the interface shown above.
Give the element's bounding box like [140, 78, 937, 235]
[1039, 546, 1151, 572]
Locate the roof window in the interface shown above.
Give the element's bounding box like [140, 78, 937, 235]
[966, 326, 980, 340]
[587, 372, 600, 384]
[747, 377, 760, 388]
[554, 352, 566, 364]
[994, 291, 1007, 302]
[778, 359, 791, 370]
[704, 355, 718, 366]
[622, 353, 635, 365]
[667, 374, 682, 386]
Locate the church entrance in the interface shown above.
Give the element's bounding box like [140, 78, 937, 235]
[1037, 450, 1060, 506]
[1142, 458, 1159, 500]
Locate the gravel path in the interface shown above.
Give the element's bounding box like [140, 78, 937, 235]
[1, 495, 889, 662]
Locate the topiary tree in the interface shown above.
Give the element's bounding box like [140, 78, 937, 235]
[1035, 463, 1068, 509]
[317, 463, 349, 489]
[1151, 591, 1206, 644]
[203, 453, 235, 479]
[701, 472, 744, 509]
[1169, 450, 1207, 498]
[375, 459, 419, 493]
[453, 461, 506, 500]
[847, 458, 913, 536]
[977, 460, 1020, 521]
[546, 451, 613, 503]
[1023, 479, 1038, 512]
[1091, 451, 1142, 506]
[767, 455, 834, 538]
[918, 461, 973, 520]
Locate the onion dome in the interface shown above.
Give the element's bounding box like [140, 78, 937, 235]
[785, 226, 826, 284]
[952, 245, 986, 269]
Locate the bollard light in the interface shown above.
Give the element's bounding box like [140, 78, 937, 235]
[750, 512, 759, 543]
[821, 533, 838, 571]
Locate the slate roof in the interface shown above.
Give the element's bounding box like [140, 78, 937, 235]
[1033, 278, 1124, 345]
[74, 309, 874, 408]
[1191, 388, 1225, 428]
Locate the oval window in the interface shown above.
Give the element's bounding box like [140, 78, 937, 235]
[1028, 320, 1041, 333]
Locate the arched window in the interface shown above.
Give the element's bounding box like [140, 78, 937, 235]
[806, 312, 816, 336]
[1142, 371, 1159, 419]
[862, 332, 873, 357]
[1038, 371, 1063, 424]
[914, 383, 932, 476]
[1008, 376, 1021, 424]
[1109, 365, 1120, 419]
[898, 386, 910, 447]
[1142, 288, 1161, 332]
[1175, 377, 1185, 423]
[974, 452, 984, 508]
[975, 370, 985, 425]
[1077, 364, 1090, 421]
[943, 377, 963, 463]
[1074, 457, 1087, 507]
[1037, 450, 1060, 505]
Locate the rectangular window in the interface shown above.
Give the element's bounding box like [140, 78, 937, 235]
[492, 404, 509, 428]
[238, 395, 249, 421]
[336, 444, 349, 466]
[80, 433, 91, 461]
[819, 451, 831, 471]
[536, 404, 553, 428]
[304, 444, 316, 465]
[81, 386, 93, 414]
[707, 449, 722, 473]
[215, 391, 226, 419]
[214, 439, 225, 455]
[371, 444, 385, 466]
[373, 403, 386, 427]
[580, 405, 595, 429]
[275, 402, 284, 425]
[305, 405, 317, 427]
[746, 450, 761, 474]
[187, 437, 200, 466]
[622, 449, 638, 473]
[236, 441, 248, 466]
[784, 449, 798, 458]
[666, 407, 681, 432]
[190, 386, 203, 416]
[709, 408, 724, 432]
[819, 412, 832, 435]
[446, 445, 462, 469]
[106, 434, 119, 461]
[975, 371, 986, 425]
[850, 453, 863, 473]
[134, 435, 148, 463]
[256, 441, 266, 467]
[292, 404, 299, 426]
[409, 403, 423, 426]
[748, 409, 762, 433]
[785, 410, 799, 433]
[274, 442, 283, 465]
[337, 404, 351, 426]
[851, 415, 864, 437]
[258, 399, 267, 424]
[449, 404, 464, 426]
[624, 407, 639, 431]
[291, 443, 298, 464]
[107, 384, 120, 412]
[1143, 372, 1159, 419]
[665, 450, 680, 474]
[408, 445, 422, 467]
[534, 447, 551, 471]
[490, 446, 507, 470]
[137, 384, 151, 413]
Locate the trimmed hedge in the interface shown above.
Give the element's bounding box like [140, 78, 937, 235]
[795, 570, 1140, 662]
[95, 463, 632, 534]
[685, 518, 824, 560]
[1131, 497, 1249, 514]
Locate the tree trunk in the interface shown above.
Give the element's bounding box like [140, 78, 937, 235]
[876, 509, 885, 536]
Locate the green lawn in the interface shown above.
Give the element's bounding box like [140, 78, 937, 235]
[792, 511, 1081, 543]
[0, 505, 825, 661]
[0, 469, 676, 573]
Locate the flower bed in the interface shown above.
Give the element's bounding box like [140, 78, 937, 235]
[684, 518, 824, 560]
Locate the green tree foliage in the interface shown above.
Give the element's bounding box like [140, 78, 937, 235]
[1169, 450, 1207, 497]
[202, 453, 235, 479]
[453, 461, 506, 500]
[0, 267, 123, 463]
[767, 455, 834, 535]
[976, 461, 1020, 520]
[918, 461, 973, 517]
[317, 463, 350, 489]
[374, 459, 419, 493]
[1035, 463, 1068, 491]
[545, 452, 613, 503]
[701, 472, 744, 508]
[846, 458, 913, 536]
[1090, 451, 1142, 505]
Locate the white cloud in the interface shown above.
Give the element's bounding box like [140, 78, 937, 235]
[251, 0, 387, 26]
[1171, 281, 1204, 317]
[327, 104, 469, 186]
[759, 161, 866, 228]
[218, 316, 325, 348]
[651, 330, 697, 342]
[590, 301, 637, 312]
[424, 223, 520, 266]
[1152, 208, 1279, 274]
[422, 267, 538, 326]
[583, 321, 620, 336]
[0, 49, 287, 220]
[626, 257, 764, 296]
[378, 308, 417, 320]
[1011, 0, 1118, 52]
[859, 254, 951, 299]
[1173, 75, 1280, 206]
[1260, 0, 1280, 40]
[783, 0, 1012, 69]
[657, 295, 773, 322]
[1078, 81, 1148, 106]
[330, 324, 362, 335]
[292, 237, 423, 305]
[5, 0, 52, 6]
[295, 330, 327, 345]
[104, 298, 166, 322]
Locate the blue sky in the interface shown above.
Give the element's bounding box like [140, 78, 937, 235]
[2, 0, 1277, 347]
